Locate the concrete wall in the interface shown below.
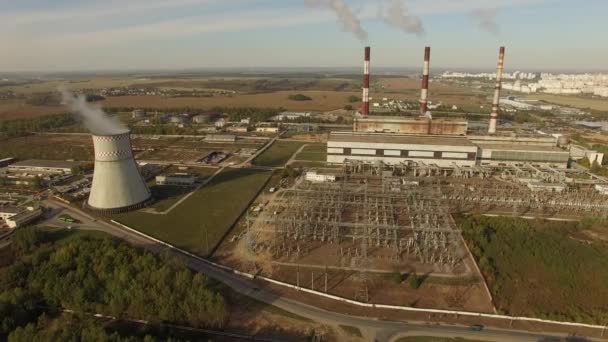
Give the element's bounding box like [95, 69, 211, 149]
[354, 118, 467, 136]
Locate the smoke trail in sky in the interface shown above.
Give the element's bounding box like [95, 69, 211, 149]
[379, 0, 424, 36]
[305, 0, 368, 41]
[60, 88, 127, 135]
[469, 8, 500, 34]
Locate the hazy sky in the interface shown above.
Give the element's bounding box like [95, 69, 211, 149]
[1, 0, 606, 72]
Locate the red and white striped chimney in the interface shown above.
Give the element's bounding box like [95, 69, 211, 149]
[362, 46, 370, 117]
[489, 46, 505, 134]
[419, 46, 430, 115]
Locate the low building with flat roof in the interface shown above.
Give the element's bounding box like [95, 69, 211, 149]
[327, 132, 477, 167]
[156, 173, 196, 186]
[8, 159, 80, 175]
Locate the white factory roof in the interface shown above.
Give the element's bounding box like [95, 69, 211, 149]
[475, 143, 566, 153]
[329, 132, 475, 147]
[10, 159, 80, 169]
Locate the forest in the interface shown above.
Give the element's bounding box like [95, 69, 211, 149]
[0, 228, 226, 340]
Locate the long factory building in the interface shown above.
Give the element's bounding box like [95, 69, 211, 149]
[327, 131, 570, 168]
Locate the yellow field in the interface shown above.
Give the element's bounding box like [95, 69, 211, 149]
[529, 94, 608, 111]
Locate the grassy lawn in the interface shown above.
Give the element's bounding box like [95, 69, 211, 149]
[113, 168, 271, 256]
[529, 94, 608, 111]
[459, 215, 608, 324]
[295, 143, 327, 162]
[290, 161, 341, 169]
[148, 184, 193, 212]
[396, 338, 489, 342]
[252, 140, 305, 167]
[294, 151, 326, 161]
[0, 135, 93, 161]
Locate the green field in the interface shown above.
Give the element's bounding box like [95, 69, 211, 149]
[252, 140, 305, 167]
[529, 94, 608, 111]
[459, 216, 608, 324]
[396, 337, 489, 342]
[148, 184, 194, 212]
[0, 135, 93, 161]
[295, 143, 327, 162]
[113, 168, 271, 256]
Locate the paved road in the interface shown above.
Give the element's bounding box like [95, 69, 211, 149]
[36, 199, 598, 342]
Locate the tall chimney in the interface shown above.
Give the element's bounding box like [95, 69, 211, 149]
[419, 46, 430, 115]
[362, 46, 370, 117]
[489, 46, 505, 134]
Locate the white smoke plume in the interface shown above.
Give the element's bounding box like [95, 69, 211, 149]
[305, 0, 368, 41]
[469, 8, 499, 34]
[379, 0, 424, 36]
[60, 89, 128, 135]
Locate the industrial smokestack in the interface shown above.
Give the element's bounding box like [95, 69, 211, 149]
[488, 46, 505, 134]
[419, 46, 430, 115]
[362, 46, 370, 117]
[87, 132, 152, 214]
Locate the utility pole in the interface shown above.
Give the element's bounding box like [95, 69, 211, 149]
[296, 264, 300, 289]
[324, 265, 328, 293]
[311, 271, 314, 291]
[204, 225, 209, 256]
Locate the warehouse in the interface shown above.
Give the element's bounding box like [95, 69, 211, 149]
[156, 173, 196, 186]
[327, 132, 478, 167]
[8, 159, 80, 175]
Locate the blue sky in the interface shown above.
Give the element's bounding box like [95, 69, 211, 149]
[1, 0, 607, 72]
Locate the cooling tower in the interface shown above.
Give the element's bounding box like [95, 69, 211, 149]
[87, 131, 152, 214]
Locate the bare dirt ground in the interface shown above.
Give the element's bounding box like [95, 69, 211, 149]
[227, 304, 337, 341]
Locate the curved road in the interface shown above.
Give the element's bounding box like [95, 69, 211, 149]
[42, 200, 601, 342]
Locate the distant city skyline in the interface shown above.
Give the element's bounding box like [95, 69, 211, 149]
[1, 0, 607, 72]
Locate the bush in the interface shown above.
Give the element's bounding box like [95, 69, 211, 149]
[408, 272, 422, 289]
[287, 94, 312, 101]
[347, 95, 360, 103]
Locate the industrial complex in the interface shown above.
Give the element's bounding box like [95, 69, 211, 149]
[326, 46, 574, 169]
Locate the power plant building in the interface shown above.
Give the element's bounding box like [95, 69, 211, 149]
[327, 132, 478, 167]
[87, 131, 152, 214]
[326, 45, 570, 169]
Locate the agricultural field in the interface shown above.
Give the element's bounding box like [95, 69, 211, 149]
[100, 90, 362, 112]
[293, 143, 327, 162]
[0, 134, 93, 160]
[0, 100, 65, 121]
[529, 94, 608, 111]
[458, 215, 608, 324]
[113, 168, 271, 257]
[252, 140, 306, 167]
